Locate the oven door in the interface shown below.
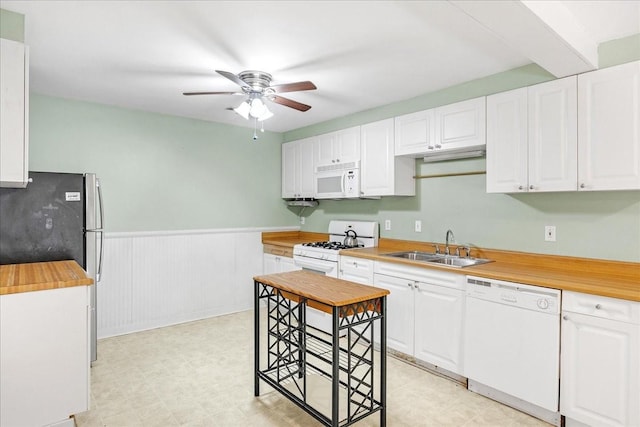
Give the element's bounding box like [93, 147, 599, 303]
[293, 256, 338, 277]
[292, 255, 337, 333]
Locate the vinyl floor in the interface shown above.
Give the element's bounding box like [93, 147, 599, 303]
[75, 309, 551, 426]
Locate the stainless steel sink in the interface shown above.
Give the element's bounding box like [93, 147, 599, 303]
[383, 251, 492, 268]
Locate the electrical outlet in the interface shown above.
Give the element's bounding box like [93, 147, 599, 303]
[300, 217, 305, 225]
[545, 225, 556, 242]
[415, 220, 422, 232]
[384, 220, 391, 231]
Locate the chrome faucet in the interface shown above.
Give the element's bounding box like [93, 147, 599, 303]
[445, 229, 455, 255]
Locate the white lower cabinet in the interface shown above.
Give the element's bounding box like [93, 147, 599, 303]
[1, 286, 89, 427]
[339, 255, 374, 285]
[560, 291, 640, 427]
[263, 252, 300, 274]
[373, 261, 465, 375]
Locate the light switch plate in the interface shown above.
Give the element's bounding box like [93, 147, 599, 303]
[384, 220, 391, 231]
[415, 220, 422, 232]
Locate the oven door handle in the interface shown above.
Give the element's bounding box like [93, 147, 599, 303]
[293, 257, 336, 273]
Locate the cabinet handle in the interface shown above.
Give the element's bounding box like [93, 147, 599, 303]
[414, 283, 420, 290]
[580, 183, 586, 189]
[407, 283, 413, 288]
[336, 159, 340, 162]
[518, 185, 524, 190]
[595, 304, 602, 310]
[563, 315, 569, 321]
[332, 159, 335, 163]
[435, 144, 442, 149]
[427, 146, 434, 150]
[529, 185, 534, 190]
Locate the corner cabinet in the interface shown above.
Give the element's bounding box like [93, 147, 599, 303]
[0, 38, 29, 188]
[560, 291, 639, 427]
[487, 76, 578, 193]
[578, 61, 640, 191]
[360, 118, 415, 197]
[282, 137, 315, 199]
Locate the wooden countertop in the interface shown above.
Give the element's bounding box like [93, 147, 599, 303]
[0, 260, 94, 295]
[340, 242, 639, 302]
[262, 230, 329, 248]
[261, 232, 639, 302]
[254, 270, 389, 307]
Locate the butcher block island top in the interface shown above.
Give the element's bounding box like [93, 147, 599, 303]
[0, 260, 93, 295]
[254, 270, 389, 308]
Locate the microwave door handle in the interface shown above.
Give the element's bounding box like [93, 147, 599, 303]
[341, 172, 346, 195]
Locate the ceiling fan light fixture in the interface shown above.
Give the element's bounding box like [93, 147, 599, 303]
[233, 101, 250, 120]
[257, 108, 274, 122]
[249, 98, 267, 118]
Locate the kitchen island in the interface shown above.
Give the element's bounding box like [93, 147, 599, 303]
[0, 260, 93, 427]
[253, 270, 390, 427]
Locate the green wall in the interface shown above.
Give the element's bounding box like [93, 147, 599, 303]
[284, 35, 640, 263]
[0, 8, 24, 42]
[29, 95, 290, 232]
[24, 21, 640, 262]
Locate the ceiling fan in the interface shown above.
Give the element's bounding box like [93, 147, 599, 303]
[183, 70, 317, 123]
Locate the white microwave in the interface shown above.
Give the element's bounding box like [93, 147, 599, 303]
[315, 161, 360, 199]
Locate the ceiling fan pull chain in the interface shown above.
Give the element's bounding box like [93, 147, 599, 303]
[253, 118, 259, 141]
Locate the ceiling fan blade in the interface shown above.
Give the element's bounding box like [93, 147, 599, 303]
[270, 95, 312, 112]
[183, 91, 243, 96]
[270, 81, 317, 93]
[216, 69, 251, 89]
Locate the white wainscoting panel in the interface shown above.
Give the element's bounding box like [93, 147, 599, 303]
[97, 227, 281, 338]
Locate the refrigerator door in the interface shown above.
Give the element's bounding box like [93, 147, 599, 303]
[0, 172, 85, 266]
[85, 173, 103, 363]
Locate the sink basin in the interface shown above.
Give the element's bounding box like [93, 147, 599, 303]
[383, 251, 492, 268]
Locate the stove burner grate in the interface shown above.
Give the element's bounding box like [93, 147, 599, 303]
[302, 241, 364, 250]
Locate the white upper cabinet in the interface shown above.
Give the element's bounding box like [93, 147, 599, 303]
[0, 38, 29, 188]
[360, 118, 415, 197]
[282, 137, 315, 199]
[314, 126, 360, 166]
[394, 109, 435, 157]
[528, 76, 578, 192]
[487, 77, 577, 193]
[486, 88, 528, 193]
[433, 97, 486, 152]
[578, 60, 640, 191]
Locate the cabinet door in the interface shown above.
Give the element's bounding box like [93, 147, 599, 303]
[263, 253, 279, 274]
[561, 312, 640, 427]
[339, 256, 374, 285]
[434, 97, 486, 151]
[413, 283, 464, 374]
[0, 39, 29, 188]
[336, 126, 361, 164]
[281, 141, 299, 198]
[394, 109, 435, 156]
[373, 274, 414, 354]
[315, 132, 337, 165]
[528, 76, 577, 192]
[361, 118, 395, 196]
[299, 137, 316, 197]
[578, 61, 640, 191]
[486, 88, 528, 193]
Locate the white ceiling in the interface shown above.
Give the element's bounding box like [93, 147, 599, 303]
[3, 1, 639, 133]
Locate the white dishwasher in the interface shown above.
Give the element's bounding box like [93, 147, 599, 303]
[464, 276, 561, 426]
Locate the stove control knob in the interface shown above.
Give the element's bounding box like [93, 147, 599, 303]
[537, 298, 550, 310]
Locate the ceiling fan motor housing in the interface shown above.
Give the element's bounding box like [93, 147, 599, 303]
[238, 70, 273, 93]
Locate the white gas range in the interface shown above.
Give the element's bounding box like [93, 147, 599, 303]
[292, 220, 379, 332]
[293, 220, 379, 276]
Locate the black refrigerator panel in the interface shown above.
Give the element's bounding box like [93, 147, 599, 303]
[0, 172, 85, 267]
